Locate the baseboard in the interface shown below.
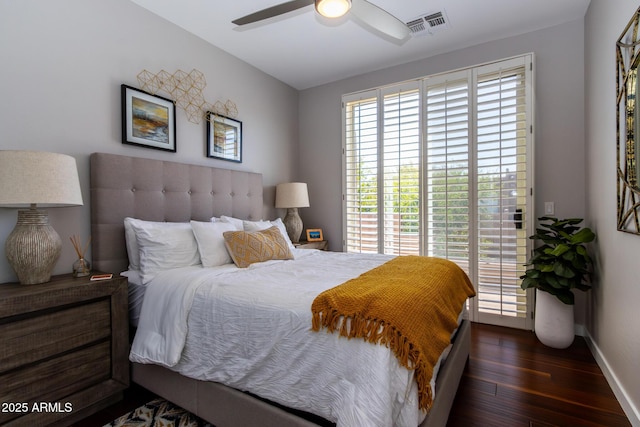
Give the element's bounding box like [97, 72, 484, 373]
[583, 331, 640, 426]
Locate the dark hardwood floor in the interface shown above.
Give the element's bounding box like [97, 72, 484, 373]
[73, 323, 630, 426]
[447, 323, 630, 427]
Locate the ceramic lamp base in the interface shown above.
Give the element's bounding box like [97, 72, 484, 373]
[283, 207, 303, 243]
[5, 208, 61, 285]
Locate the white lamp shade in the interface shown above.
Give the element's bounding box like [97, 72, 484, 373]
[0, 151, 83, 208]
[275, 182, 310, 208]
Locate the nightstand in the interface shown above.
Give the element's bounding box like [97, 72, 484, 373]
[0, 273, 129, 426]
[294, 240, 329, 251]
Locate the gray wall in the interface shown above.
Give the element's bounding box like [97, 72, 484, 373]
[299, 19, 588, 324]
[585, 0, 640, 422]
[0, 0, 299, 283]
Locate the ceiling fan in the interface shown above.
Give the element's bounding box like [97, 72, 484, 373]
[232, 0, 410, 41]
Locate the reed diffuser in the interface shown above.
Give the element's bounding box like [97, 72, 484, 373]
[70, 234, 91, 277]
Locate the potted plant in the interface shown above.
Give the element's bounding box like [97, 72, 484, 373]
[520, 217, 596, 348]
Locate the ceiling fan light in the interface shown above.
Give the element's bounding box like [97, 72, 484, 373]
[315, 0, 351, 18]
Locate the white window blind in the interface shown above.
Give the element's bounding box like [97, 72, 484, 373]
[344, 92, 379, 253]
[343, 85, 421, 255]
[382, 86, 421, 255]
[424, 71, 471, 273]
[474, 60, 529, 319]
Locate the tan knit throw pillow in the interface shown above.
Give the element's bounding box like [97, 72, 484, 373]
[223, 226, 294, 268]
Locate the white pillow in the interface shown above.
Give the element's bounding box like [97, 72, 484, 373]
[126, 219, 200, 285]
[124, 217, 143, 270]
[243, 218, 295, 253]
[219, 215, 244, 230]
[191, 220, 237, 267]
[125, 217, 187, 270]
[242, 219, 271, 230]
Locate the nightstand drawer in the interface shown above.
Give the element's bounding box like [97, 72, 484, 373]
[0, 341, 111, 425]
[0, 299, 111, 372]
[0, 274, 128, 426]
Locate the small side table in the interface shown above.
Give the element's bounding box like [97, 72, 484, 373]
[0, 273, 129, 426]
[294, 240, 329, 251]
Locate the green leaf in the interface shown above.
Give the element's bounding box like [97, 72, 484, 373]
[540, 264, 555, 273]
[553, 218, 583, 227]
[562, 251, 577, 262]
[550, 244, 570, 257]
[553, 261, 576, 278]
[520, 277, 536, 289]
[570, 228, 595, 244]
[546, 275, 563, 289]
[555, 289, 575, 305]
[571, 257, 586, 270]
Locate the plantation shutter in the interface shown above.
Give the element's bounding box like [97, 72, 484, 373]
[343, 84, 421, 255]
[474, 57, 530, 322]
[423, 70, 472, 273]
[343, 91, 379, 253]
[381, 84, 421, 255]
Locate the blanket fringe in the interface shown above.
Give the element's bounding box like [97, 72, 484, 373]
[311, 308, 434, 411]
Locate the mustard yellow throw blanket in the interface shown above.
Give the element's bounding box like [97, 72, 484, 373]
[311, 256, 476, 411]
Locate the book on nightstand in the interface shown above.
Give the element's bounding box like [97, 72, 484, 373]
[90, 273, 113, 281]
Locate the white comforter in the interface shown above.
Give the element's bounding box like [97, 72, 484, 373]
[131, 250, 440, 427]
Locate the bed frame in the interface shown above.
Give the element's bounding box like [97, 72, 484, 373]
[90, 152, 470, 427]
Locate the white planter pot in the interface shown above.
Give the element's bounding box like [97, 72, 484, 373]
[534, 289, 575, 349]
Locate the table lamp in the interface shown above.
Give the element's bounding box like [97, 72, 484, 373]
[0, 151, 84, 285]
[275, 182, 309, 243]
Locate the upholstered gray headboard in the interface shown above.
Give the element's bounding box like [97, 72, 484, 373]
[90, 152, 263, 274]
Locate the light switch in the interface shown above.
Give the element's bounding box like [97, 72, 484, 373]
[544, 202, 555, 215]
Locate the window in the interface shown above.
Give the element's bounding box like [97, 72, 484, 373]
[343, 55, 534, 328]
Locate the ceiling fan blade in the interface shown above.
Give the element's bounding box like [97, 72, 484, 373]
[232, 0, 314, 26]
[350, 0, 410, 40]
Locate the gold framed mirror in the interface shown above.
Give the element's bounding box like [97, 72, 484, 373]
[617, 7, 640, 234]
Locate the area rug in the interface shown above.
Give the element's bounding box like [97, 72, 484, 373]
[104, 398, 213, 427]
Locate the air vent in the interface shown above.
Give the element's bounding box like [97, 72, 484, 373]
[425, 12, 446, 28]
[406, 9, 450, 37]
[406, 18, 427, 34]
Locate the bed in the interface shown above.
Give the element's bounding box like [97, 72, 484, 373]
[90, 152, 473, 427]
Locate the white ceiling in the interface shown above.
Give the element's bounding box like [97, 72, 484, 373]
[130, 0, 590, 90]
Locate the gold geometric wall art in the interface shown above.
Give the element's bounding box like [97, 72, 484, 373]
[136, 68, 237, 125]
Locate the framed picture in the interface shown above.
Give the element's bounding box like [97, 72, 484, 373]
[206, 112, 242, 163]
[306, 228, 323, 242]
[121, 84, 176, 152]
